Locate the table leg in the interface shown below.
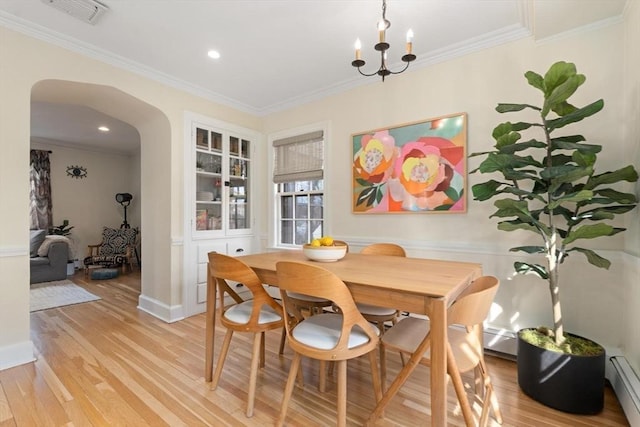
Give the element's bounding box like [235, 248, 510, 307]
[430, 298, 447, 426]
[205, 268, 217, 382]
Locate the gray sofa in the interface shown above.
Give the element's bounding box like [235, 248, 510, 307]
[30, 230, 70, 284]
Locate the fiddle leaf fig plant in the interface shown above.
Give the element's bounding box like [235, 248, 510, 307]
[470, 61, 638, 349]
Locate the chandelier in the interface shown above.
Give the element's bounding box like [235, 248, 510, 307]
[351, 0, 416, 81]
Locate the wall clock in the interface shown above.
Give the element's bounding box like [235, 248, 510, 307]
[66, 165, 88, 179]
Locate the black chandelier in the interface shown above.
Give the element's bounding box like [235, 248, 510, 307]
[351, 0, 416, 81]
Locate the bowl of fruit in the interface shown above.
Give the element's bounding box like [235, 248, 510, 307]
[302, 237, 347, 262]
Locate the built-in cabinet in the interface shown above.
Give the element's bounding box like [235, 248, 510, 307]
[184, 113, 260, 317]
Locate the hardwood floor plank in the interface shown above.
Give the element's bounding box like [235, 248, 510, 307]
[0, 271, 629, 426]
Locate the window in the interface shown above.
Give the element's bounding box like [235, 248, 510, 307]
[273, 130, 324, 246]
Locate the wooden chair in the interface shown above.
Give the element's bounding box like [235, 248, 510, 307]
[275, 261, 382, 427]
[373, 276, 503, 427]
[357, 243, 406, 363]
[84, 227, 138, 275]
[286, 240, 350, 316]
[207, 252, 285, 417]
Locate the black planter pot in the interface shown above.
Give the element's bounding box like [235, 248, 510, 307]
[517, 328, 605, 415]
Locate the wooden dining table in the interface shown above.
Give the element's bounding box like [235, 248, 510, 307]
[204, 250, 482, 426]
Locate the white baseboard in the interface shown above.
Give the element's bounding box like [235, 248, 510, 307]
[609, 356, 640, 426]
[137, 294, 185, 323]
[0, 340, 35, 371]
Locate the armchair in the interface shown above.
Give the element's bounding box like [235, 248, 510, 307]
[84, 227, 138, 274]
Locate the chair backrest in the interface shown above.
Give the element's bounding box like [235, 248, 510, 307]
[448, 276, 499, 327]
[360, 243, 406, 257]
[208, 252, 283, 323]
[99, 227, 137, 256]
[276, 261, 378, 356]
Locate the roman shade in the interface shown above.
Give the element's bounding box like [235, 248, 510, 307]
[272, 130, 323, 183]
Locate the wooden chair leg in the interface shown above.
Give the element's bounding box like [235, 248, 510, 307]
[319, 360, 327, 392]
[337, 360, 347, 427]
[211, 329, 233, 390]
[278, 327, 286, 355]
[368, 350, 382, 403]
[380, 342, 387, 392]
[246, 333, 262, 417]
[276, 352, 301, 427]
[259, 331, 266, 368]
[446, 344, 475, 427]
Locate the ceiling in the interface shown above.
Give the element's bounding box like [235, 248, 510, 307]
[0, 0, 628, 154]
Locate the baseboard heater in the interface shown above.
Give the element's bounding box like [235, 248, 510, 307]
[609, 356, 640, 426]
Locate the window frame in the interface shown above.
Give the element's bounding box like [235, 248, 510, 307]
[268, 122, 330, 249]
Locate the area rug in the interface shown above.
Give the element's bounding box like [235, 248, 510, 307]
[30, 279, 100, 312]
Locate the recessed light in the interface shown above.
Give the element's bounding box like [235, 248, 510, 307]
[98, 126, 110, 132]
[207, 50, 221, 59]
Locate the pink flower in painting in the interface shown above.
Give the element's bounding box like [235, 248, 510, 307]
[353, 130, 397, 184]
[395, 141, 446, 196]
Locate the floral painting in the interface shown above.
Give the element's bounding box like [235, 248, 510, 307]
[352, 113, 467, 213]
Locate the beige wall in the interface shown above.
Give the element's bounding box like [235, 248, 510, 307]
[1, 7, 638, 373]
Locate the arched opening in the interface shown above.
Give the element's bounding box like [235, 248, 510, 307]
[30, 79, 173, 311]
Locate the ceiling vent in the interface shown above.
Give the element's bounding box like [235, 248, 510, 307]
[41, 0, 108, 25]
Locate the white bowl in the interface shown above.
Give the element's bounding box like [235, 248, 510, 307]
[302, 243, 347, 262]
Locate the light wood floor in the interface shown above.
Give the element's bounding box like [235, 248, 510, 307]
[1, 271, 629, 426]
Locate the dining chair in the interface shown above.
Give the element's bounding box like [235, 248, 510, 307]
[286, 239, 351, 317]
[357, 243, 406, 364]
[207, 252, 285, 417]
[373, 275, 502, 427]
[275, 261, 382, 427]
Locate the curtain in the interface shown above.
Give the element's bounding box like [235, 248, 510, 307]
[29, 150, 52, 230]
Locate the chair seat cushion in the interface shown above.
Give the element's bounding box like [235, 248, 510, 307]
[356, 303, 397, 316]
[223, 300, 282, 324]
[287, 292, 331, 304]
[292, 313, 378, 350]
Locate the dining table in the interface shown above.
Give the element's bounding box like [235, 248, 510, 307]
[204, 249, 482, 426]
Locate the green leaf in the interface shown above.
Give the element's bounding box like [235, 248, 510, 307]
[552, 101, 577, 116]
[543, 74, 585, 117]
[498, 139, 546, 154]
[563, 223, 622, 245]
[497, 220, 540, 233]
[546, 99, 604, 131]
[552, 140, 601, 154]
[548, 190, 593, 210]
[514, 261, 549, 279]
[495, 131, 521, 149]
[543, 61, 577, 94]
[496, 103, 541, 113]
[510, 246, 546, 254]
[575, 205, 637, 221]
[525, 70, 544, 91]
[593, 189, 638, 204]
[471, 180, 503, 201]
[542, 165, 593, 187]
[357, 187, 375, 207]
[572, 151, 597, 168]
[567, 247, 611, 269]
[586, 165, 639, 189]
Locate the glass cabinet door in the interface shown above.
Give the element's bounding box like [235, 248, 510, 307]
[228, 136, 250, 231]
[195, 128, 223, 231]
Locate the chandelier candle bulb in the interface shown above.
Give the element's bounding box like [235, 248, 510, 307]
[406, 29, 413, 54]
[355, 39, 362, 60]
[378, 20, 386, 42]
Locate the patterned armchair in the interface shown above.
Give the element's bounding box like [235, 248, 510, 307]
[84, 227, 138, 273]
